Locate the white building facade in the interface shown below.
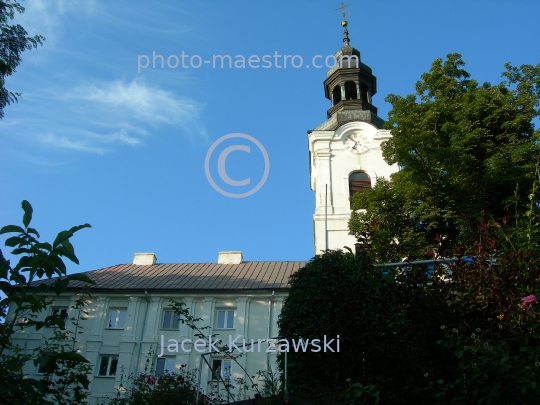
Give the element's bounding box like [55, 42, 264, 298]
[12, 252, 303, 404]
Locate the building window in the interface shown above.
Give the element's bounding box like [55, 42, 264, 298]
[156, 357, 175, 376]
[47, 307, 69, 327]
[107, 309, 126, 329]
[36, 362, 45, 374]
[216, 310, 235, 329]
[52, 307, 69, 320]
[162, 310, 180, 330]
[211, 359, 231, 381]
[349, 172, 371, 198]
[98, 356, 118, 377]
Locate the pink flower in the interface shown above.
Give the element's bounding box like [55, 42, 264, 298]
[522, 295, 537, 304]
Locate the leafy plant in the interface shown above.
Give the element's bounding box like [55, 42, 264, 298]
[0, 200, 94, 403]
[109, 348, 220, 405]
[34, 293, 94, 405]
[350, 54, 540, 263]
[109, 365, 202, 405]
[343, 379, 380, 405]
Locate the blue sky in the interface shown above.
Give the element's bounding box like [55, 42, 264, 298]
[1, 0, 539, 275]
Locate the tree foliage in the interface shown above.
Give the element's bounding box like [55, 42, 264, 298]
[109, 362, 203, 405]
[277, 250, 412, 404]
[350, 54, 540, 262]
[431, 214, 540, 404]
[0, 200, 94, 404]
[279, 231, 540, 404]
[0, 0, 45, 118]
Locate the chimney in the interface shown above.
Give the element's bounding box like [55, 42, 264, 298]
[218, 251, 243, 264]
[133, 253, 157, 265]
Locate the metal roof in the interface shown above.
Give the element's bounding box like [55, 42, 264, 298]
[32, 262, 307, 291]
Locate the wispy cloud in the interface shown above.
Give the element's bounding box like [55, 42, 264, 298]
[39, 133, 107, 154]
[8, 78, 206, 156]
[67, 79, 204, 128]
[111, 128, 143, 146]
[32, 127, 146, 155]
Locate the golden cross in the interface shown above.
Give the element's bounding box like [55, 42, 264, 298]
[335, 2, 351, 19]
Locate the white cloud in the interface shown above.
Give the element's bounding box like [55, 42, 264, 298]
[111, 129, 142, 146]
[24, 79, 206, 155]
[35, 127, 146, 154]
[70, 79, 204, 128]
[39, 133, 106, 154]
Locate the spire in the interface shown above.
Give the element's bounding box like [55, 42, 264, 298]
[342, 20, 350, 46]
[318, 3, 381, 128]
[335, 2, 351, 46]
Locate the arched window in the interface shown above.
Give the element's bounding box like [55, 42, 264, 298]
[344, 81, 357, 100]
[361, 84, 369, 103]
[349, 172, 371, 198]
[332, 85, 342, 105]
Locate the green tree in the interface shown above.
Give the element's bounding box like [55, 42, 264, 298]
[277, 250, 420, 404]
[349, 54, 540, 262]
[0, 0, 44, 118]
[0, 200, 94, 404]
[278, 238, 540, 404]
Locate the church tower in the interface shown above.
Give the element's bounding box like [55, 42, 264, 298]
[308, 10, 399, 254]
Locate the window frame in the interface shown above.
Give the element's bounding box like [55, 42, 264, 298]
[47, 306, 69, 327]
[97, 356, 118, 377]
[107, 309, 127, 329]
[161, 309, 180, 330]
[210, 359, 232, 381]
[36, 362, 45, 375]
[215, 309, 235, 329]
[349, 171, 372, 199]
[156, 357, 176, 376]
[51, 307, 69, 319]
